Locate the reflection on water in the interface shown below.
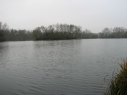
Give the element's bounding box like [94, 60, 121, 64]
[0, 39, 127, 95]
[0, 42, 9, 53]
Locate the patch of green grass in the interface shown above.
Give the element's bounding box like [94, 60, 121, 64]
[105, 59, 127, 95]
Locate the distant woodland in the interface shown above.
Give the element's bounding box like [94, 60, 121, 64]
[0, 21, 127, 41]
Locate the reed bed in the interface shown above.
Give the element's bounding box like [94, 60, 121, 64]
[105, 59, 127, 95]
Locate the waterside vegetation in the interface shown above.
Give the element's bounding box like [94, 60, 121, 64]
[0, 21, 127, 41]
[105, 59, 127, 95]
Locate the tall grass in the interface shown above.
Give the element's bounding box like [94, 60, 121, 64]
[105, 59, 127, 95]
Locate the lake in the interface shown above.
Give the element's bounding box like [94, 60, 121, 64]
[0, 39, 127, 95]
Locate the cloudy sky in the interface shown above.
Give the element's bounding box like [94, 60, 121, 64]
[0, 0, 127, 33]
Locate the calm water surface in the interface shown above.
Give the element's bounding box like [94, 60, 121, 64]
[0, 39, 127, 95]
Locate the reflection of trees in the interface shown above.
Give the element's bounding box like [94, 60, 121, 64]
[0, 43, 10, 68]
[0, 44, 4, 52]
[0, 42, 9, 59]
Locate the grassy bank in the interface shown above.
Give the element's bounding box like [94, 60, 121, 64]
[105, 59, 127, 95]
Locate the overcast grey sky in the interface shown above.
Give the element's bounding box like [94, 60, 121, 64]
[0, 0, 127, 33]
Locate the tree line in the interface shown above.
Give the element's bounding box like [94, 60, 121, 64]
[0, 21, 127, 41]
[99, 27, 127, 38]
[0, 22, 33, 41]
[33, 24, 82, 40]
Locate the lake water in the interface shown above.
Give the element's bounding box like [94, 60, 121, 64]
[0, 39, 127, 95]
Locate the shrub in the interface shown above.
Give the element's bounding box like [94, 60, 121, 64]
[105, 59, 127, 95]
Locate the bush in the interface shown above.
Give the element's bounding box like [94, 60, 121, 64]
[105, 59, 127, 95]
